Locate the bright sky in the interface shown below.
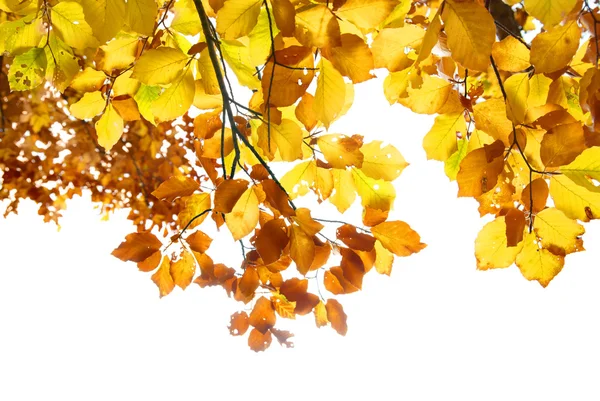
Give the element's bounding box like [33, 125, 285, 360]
[1, 79, 600, 401]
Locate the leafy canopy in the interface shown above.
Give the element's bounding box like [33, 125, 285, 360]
[1, 0, 599, 351]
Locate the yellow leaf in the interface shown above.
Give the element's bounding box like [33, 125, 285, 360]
[295, 4, 340, 48]
[330, 169, 356, 213]
[152, 256, 175, 297]
[8, 47, 46, 91]
[336, 0, 398, 31]
[399, 74, 452, 114]
[226, 187, 260, 240]
[313, 57, 349, 128]
[444, 139, 469, 181]
[151, 69, 196, 122]
[134, 84, 160, 125]
[216, 0, 262, 39]
[281, 160, 333, 201]
[220, 39, 260, 89]
[516, 232, 565, 287]
[126, 0, 157, 36]
[442, 0, 495, 71]
[193, 79, 222, 109]
[540, 122, 586, 167]
[360, 140, 408, 181]
[318, 134, 364, 169]
[248, 7, 279, 65]
[178, 193, 211, 229]
[322, 33, 374, 83]
[170, 250, 196, 289]
[271, 293, 296, 319]
[505, 73, 530, 124]
[534, 208, 584, 255]
[314, 301, 328, 328]
[70, 67, 107, 92]
[560, 147, 600, 193]
[258, 119, 304, 161]
[492, 36, 531, 72]
[197, 48, 222, 95]
[417, 8, 442, 64]
[528, 74, 552, 108]
[290, 224, 315, 275]
[371, 25, 425, 72]
[351, 167, 395, 211]
[530, 20, 581, 73]
[43, 33, 79, 92]
[132, 47, 190, 86]
[524, 0, 577, 27]
[457, 140, 505, 197]
[171, 0, 201, 35]
[422, 113, 465, 161]
[0, 15, 44, 55]
[51, 1, 99, 50]
[70, 91, 106, 120]
[473, 99, 513, 145]
[475, 216, 524, 270]
[98, 34, 139, 74]
[549, 174, 600, 222]
[95, 103, 124, 150]
[374, 240, 394, 275]
[371, 220, 425, 257]
[112, 70, 140, 96]
[78, 0, 125, 44]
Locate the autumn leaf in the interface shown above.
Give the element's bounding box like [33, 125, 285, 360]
[151, 176, 199, 202]
[228, 311, 250, 336]
[170, 249, 196, 290]
[249, 297, 276, 334]
[325, 299, 348, 336]
[371, 221, 426, 257]
[112, 232, 162, 263]
[151, 256, 175, 297]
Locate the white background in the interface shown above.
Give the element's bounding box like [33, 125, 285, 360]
[1, 80, 600, 400]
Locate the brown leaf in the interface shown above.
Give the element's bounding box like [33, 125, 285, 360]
[270, 328, 294, 348]
[522, 178, 549, 213]
[280, 278, 319, 315]
[239, 266, 260, 298]
[112, 232, 162, 263]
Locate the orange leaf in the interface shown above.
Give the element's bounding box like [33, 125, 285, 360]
[249, 296, 276, 334]
[112, 232, 162, 263]
[214, 179, 249, 213]
[279, 278, 319, 315]
[292, 208, 324, 236]
[170, 249, 196, 289]
[261, 179, 296, 217]
[522, 178, 549, 213]
[255, 218, 289, 265]
[326, 299, 348, 336]
[336, 224, 375, 251]
[505, 208, 526, 247]
[137, 250, 162, 272]
[185, 230, 213, 253]
[239, 266, 260, 298]
[151, 256, 175, 298]
[228, 311, 249, 336]
[314, 301, 328, 328]
[151, 176, 199, 202]
[371, 221, 426, 257]
[289, 224, 315, 275]
[248, 328, 272, 352]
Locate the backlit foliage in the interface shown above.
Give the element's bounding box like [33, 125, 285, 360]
[1, 0, 599, 350]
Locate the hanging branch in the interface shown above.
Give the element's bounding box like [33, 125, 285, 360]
[191, 0, 296, 210]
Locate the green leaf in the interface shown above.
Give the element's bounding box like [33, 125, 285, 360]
[8, 47, 47, 91]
